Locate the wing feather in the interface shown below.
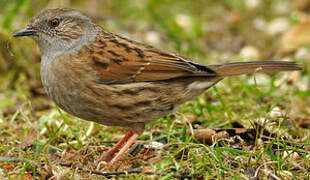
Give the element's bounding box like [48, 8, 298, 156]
[83, 31, 217, 84]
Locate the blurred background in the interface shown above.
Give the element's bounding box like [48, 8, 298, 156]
[0, 0, 309, 179]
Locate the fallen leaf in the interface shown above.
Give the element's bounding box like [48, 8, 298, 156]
[2, 164, 14, 171]
[20, 130, 36, 150]
[194, 129, 229, 145]
[280, 19, 310, 53]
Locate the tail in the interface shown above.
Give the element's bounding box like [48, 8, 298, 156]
[208, 61, 302, 77]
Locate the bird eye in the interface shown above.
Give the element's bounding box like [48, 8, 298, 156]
[50, 18, 60, 27]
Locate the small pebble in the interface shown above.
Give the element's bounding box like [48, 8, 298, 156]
[175, 14, 193, 31]
[270, 107, 282, 118]
[245, 0, 260, 9]
[240, 46, 260, 59]
[267, 18, 290, 35]
[145, 31, 161, 44]
[148, 141, 164, 149]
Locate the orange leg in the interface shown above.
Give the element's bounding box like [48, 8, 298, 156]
[109, 130, 143, 164]
[99, 130, 134, 162]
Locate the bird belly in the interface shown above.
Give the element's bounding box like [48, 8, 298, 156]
[40, 62, 171, 127]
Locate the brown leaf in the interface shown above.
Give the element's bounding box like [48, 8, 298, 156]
[194, 125, 275, 145]
[2, 164, 15, 171]
[20, 130, 36, 149]
[194, 129, 229, 145]
[280, 19, 310, 53]
[293, 0, 310, 11]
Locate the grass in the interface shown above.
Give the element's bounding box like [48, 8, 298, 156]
[0, 0, 309, 179]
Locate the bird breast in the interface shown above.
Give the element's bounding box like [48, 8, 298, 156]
[40, 55, 86, 117]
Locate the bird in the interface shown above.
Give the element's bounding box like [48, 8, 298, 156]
[12, 8, 302, 165]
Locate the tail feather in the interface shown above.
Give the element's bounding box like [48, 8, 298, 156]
[208, 61, 302, 77]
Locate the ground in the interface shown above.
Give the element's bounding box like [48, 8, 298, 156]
[0, 0, 309, 179]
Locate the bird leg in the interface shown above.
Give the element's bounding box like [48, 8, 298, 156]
[109, 123, 145, 165]
[99, 129, 134, 162]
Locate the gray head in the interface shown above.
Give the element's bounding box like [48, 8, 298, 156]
[13, 8, 98, 56]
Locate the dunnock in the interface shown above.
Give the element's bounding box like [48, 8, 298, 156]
[13, 8, 302, 164]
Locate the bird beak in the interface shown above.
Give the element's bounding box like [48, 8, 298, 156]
[12, 26, 37, 37]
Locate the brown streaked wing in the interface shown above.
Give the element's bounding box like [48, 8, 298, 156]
[87, 31, 217, 84]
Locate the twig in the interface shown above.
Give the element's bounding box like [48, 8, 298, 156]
[0, 157, 193, 179]
[59, 162, 192, 179]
